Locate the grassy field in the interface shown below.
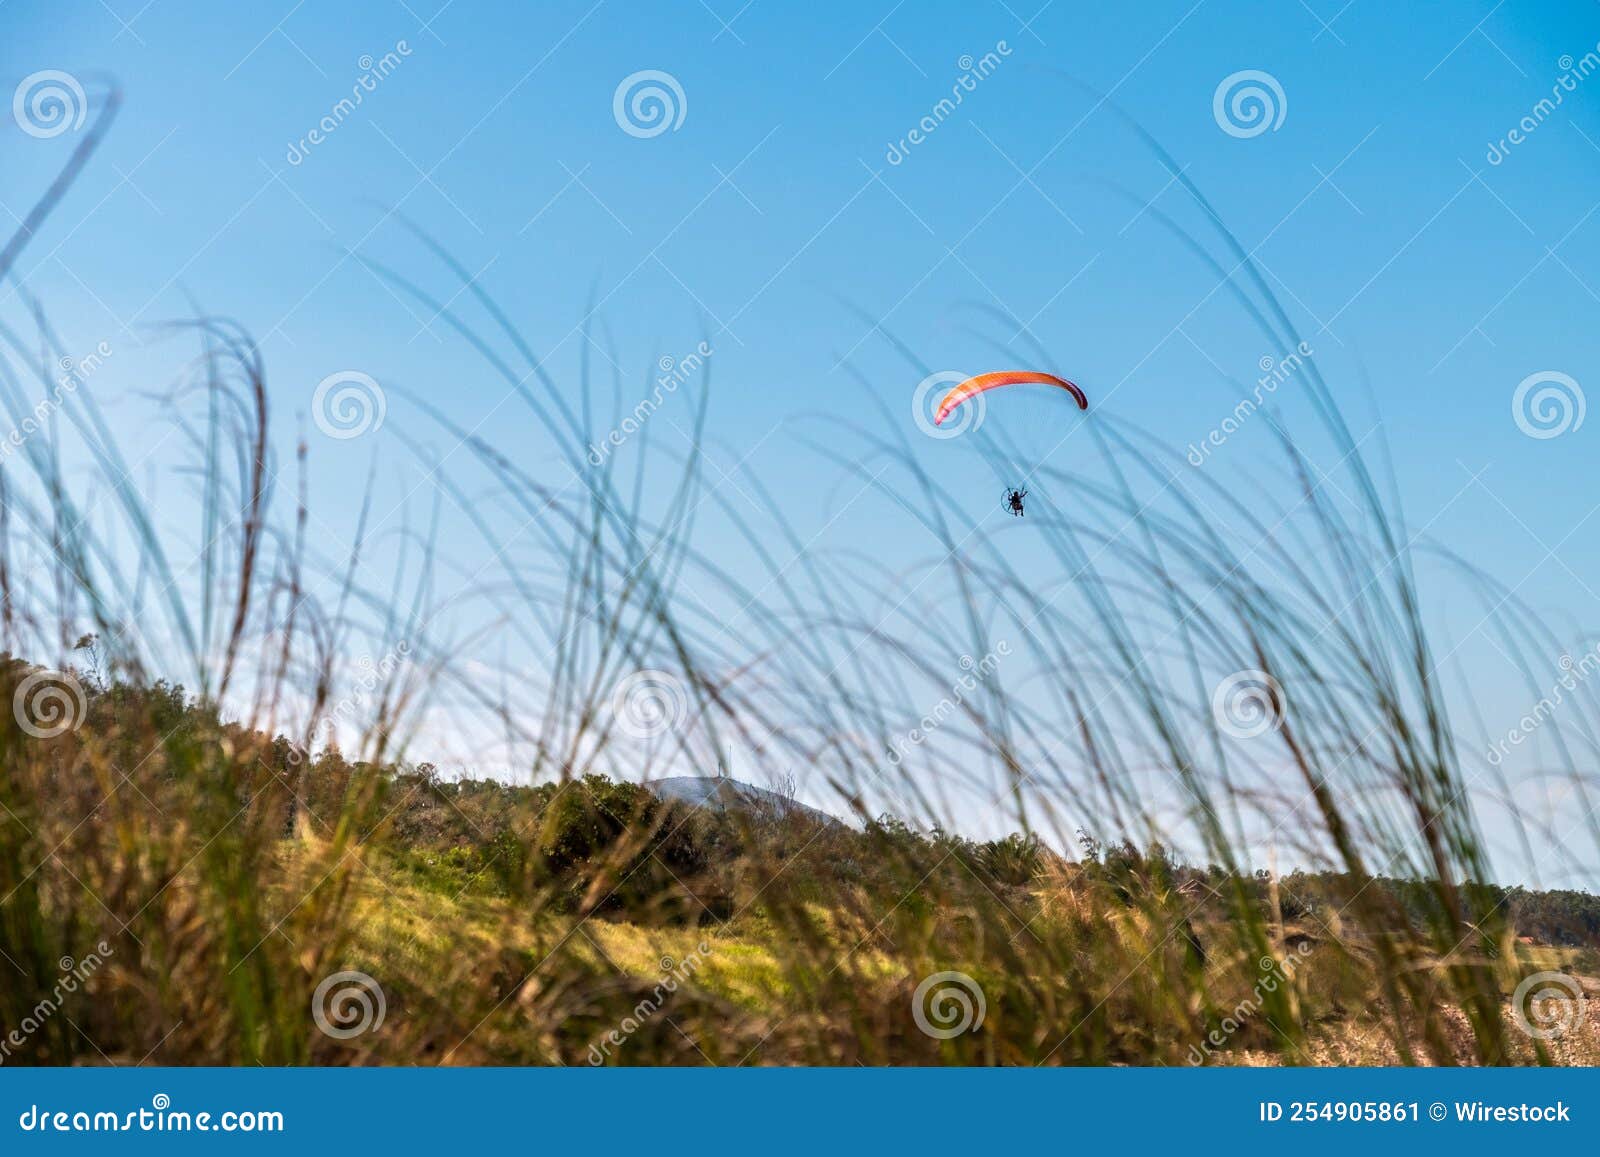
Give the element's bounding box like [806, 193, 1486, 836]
[2, 677, 1597, 1067]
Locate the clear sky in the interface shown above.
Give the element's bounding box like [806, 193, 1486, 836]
[7, 1, 1600, 876]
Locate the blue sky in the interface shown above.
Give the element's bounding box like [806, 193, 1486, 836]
[7, 1, 1600, 873]
[6, 1, 1596, 549]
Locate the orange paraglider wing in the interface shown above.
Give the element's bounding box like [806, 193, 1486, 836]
[934, 371, 1087, 426]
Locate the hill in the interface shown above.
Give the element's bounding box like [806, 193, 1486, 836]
[646, 775, 837, 824]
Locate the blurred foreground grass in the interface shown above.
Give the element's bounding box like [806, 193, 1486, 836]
[3, 674, 1598, 1067]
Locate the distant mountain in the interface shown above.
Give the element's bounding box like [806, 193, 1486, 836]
[647, 776, 836, 824]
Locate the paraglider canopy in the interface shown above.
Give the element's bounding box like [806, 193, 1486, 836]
[934, 371, 1087, 427]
